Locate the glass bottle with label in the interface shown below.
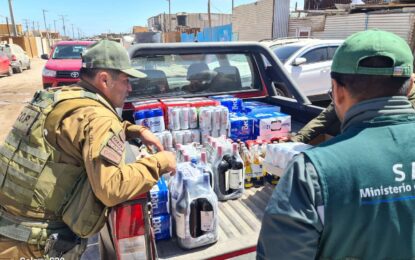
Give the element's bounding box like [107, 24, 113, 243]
[229, 143, 244, 190]
[216, 146, 230, 195]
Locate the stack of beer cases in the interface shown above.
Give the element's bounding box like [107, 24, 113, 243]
[149, 176, 172, 241]
[160, 97, 231, 147]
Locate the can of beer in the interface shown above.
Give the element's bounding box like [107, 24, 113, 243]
[200, 129, 211, 144]
[188, 107, 198, 129]
[183, 130, 192, 144]
[212, 107, 221, 130]
[154, 132, 163, 144]
[190, 129, 201, 144]
[199, 108, 212, 131]
[211, 129, 220, 138]
[220, 106, 229, 129]
[171, 107, 181, 131]
[180, 107, 189, 130]
[219, 128, 228, 137]
[173, 131, 184, 146]
[163, 131, 173, 149]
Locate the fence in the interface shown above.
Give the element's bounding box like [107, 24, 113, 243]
[181, 24, 232, 42]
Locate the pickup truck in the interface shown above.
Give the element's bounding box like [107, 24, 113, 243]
[100, 42, 325, 260]
[41, 41, 95, 89]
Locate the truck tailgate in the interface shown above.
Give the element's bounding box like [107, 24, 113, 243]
[156, 184, 274, 260]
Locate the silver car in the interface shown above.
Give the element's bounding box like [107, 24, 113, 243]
[0, 43, 31, 73]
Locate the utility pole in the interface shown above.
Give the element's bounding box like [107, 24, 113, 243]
[166, 0, 171, 32]
[59, 15, 67, 37]
[208, 0, 212, 40]
[8, 0, 18, 36]
[23, 19, 33, 57]
[42, 9, 51, 49]
[53, 19, 57, 33]
[77, 27, 80, 39]
[6, 17, 10, 37]
[71, 24, 75, 39]
[232, 0, 234, 13]
[37, 21, 45, 54]
[32, 21, 35, 35]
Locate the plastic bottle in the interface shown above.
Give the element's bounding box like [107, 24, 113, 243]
[199, 151, 214, 188]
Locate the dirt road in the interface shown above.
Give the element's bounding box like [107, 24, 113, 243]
[0, 58, 45, 143]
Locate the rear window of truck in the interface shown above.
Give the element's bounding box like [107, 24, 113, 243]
[129, 53, 262, 98]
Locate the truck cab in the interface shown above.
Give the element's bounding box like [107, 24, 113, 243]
[106, 42, 324, 260]
[41, 40, 95, 89]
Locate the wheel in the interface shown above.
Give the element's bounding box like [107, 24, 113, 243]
[7, 66, 13, 76]
[15, 63, 23, 73]
[26, 61, 31, 70]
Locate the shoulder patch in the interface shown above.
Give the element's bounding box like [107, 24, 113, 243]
[100, 146, 122, 166]
[108, 135, 125, 155]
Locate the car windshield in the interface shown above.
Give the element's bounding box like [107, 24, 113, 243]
[129, 52, 261, 99]
[272, 45, 302, 63]
[52, 45, 88, 59]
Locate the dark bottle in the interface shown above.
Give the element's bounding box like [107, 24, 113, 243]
[175, 179, 190, 239]
[229, 143, 244, 190]
[199, 197, 214, 234]
[217, 146, 230, 195]
[189, 199, 201, 238]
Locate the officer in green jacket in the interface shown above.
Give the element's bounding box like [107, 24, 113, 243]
[257, 30, 415, 259]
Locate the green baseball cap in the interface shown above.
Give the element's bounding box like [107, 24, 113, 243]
[331, 29, 413, 77]
[81, 39, 146, 78]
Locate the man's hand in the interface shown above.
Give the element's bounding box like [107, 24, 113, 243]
[139, 128, 164, 151]
[158, 151, 177, 176]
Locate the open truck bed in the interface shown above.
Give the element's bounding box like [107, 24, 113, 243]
[155, 119, 305, 260]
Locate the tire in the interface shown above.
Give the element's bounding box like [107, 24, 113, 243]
[7, 66, 13, 76]
[15, 63, 23, 73]
[26, 61, 31, 70]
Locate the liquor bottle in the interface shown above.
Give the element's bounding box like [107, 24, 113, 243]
[199, 151, 214, 188]
[199, 197, 214, 234]
[175, 179, 190, 239]
[240, 143, 253, 188]
[216, 146, 230, 195]
[189, 199, 201, 238]
[229, 143, 244, 190]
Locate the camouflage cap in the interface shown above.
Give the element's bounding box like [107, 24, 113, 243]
[81, 39, 146, 78]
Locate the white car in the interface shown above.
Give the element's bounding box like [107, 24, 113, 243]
[264, 39, 344, 100]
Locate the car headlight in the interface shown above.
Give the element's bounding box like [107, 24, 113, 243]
[42, 68, 56, 77]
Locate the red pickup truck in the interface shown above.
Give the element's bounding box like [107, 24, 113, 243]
[41, 40, 95, 89]
[90, 42, 324, 260]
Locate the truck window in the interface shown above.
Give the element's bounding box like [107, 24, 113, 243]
[130, 52, 261, 99]
[52, 45, 88, 59]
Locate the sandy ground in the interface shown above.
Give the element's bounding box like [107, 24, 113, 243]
[0, 58, 45, 143]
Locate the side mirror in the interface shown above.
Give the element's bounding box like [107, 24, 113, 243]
[292, 57, 307, 66]
[41, 54, 49, 60]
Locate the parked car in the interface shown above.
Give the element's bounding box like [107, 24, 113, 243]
[0, 50, 12, 77]
[263, 38, 344, 101]
[0, 43, 31, 73]
[41, 40, 95, 89]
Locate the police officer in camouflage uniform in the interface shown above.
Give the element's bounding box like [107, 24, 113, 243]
[257, 30, 415, 259]
[0, 40, 176, 259]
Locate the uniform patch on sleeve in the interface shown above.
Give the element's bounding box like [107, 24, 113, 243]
[100, 146, 122, 166]
[108, 135, 125, 155]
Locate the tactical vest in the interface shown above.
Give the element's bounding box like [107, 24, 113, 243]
[304, 114, 415, 259]
[0, 86, 119, 242]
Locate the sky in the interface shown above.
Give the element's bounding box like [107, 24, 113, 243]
[0, 0, 302, 37]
